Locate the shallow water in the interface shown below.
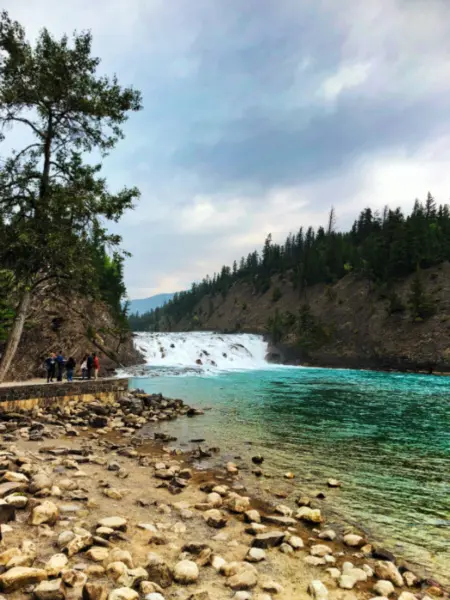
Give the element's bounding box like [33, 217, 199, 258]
[130, 366, 450, 584]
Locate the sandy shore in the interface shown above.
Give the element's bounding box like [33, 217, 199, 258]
[0, 391, 447, 600]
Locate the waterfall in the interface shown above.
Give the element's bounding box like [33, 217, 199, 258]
[133, 332, 269, 372]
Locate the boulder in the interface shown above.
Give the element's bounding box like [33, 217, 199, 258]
[83, 582, 108, 600]
[45, 554, 68, 577]
[227, 495, 250, 513]
[327, 478, 342, 487]
[374, 561, 404, 587]
[29, 473, 53, 493]
[97, 517, 127, 531]
[308, 580, 328, 600]
[109, 550, 133, 569]
[286, 535, 304, 549]
[398, 593, 419, 600]
[86, 547, 109, 563]
[0, 566, 48, 592]
[173, 560, 199, 584]
[318, 529, 336, 541]
[310, 544, 332, 557]
[0, 482, 28, 497]
[203, 509, 227, 529]
[373, 581, 396, 596]
[295, 507, 322, 523]
[108, 589, 138, 600]
[31, 501, 59, 526]
[146, 555, 172, 589]
[343, 534, 365, 547]
[227, 567, 258, 591]
[34, 579, 65, 600]
[106, 562, 130, 586]
[403, 572, 419, 587]
[252, 531, 285, 549]
[246, 548, 266, 563]
[4, 493, 28, 508]
[65, 532, 93, 557]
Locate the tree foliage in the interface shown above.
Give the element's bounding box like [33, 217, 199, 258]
[0, 11, 141, 378]
[131, 196, 449, 331]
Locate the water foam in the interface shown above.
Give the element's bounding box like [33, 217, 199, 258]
[133, 331, 269, 373]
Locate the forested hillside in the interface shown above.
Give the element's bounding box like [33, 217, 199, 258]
[131, 195, 450, 372]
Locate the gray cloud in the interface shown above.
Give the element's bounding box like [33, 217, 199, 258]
[2, 0, 450, 297]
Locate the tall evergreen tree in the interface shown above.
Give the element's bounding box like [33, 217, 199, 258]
[0, 12, 142, 381]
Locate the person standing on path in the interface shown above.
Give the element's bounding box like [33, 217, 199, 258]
[56, 350, 65, 382]
[86, 353, 93, 380]
[93, 353, 100, 379]
[45, 353, 56, 383]
[80, 355, 88, 380]
[66, 356, 76, 382]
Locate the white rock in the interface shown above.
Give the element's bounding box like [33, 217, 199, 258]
[308, 580, 329, 600]
[318, 529, 336, 541]
[108, 589, 139, 600]
[98, 516, 127, 530]
[304, 556, 326, 566]
[45, 554, 68, 577]
[234, 593, 252, 600]
[398, 593, 418, 600]
[343, 534, 364, 547]
[173, 560, 199, 584]
[207, 492, 222, 507]
[373, 580, 395, 596]
[212, 555, 226, 571]
[310, 544, 332, 557]
[246, 547, 266, 562]
[326, 568, 341, 579]
[4, 494, 28, 508]
[287, 535, 304, 549]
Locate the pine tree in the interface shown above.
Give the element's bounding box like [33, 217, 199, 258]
[0, 12, 142, 381]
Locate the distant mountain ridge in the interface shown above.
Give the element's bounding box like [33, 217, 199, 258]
[128, 293, 175, 315]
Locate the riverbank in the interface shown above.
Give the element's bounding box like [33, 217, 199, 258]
[0, 390, 447, 600]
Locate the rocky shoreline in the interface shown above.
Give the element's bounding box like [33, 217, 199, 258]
[0, 391, 447, 600]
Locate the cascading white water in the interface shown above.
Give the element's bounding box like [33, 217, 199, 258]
[133, 331, 269, 372]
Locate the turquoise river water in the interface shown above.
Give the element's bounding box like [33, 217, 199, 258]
[130, 366, 450, 584]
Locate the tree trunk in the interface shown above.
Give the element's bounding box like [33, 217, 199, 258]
[0, 289, 31, 383]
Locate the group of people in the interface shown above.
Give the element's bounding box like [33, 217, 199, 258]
[45, 351, 100, 383]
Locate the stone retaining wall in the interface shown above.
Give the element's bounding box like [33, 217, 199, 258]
[0, 378, 129, 412]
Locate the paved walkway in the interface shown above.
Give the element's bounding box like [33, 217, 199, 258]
[0, 377, 121, 388]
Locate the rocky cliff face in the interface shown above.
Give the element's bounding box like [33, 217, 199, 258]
[167, 262, 450, 372]
[1, 293, 143, 381]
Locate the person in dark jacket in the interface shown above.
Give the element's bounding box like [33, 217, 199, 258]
[66, 357, 76, 382]
[86, 353, 94, 380]
[45, 353, 56, 383]
[56, 351, 65, 382]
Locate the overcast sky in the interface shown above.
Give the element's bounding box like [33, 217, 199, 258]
[3, 0, 450, 299]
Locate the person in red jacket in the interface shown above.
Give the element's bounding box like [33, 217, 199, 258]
[93, 353, 100, 379]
